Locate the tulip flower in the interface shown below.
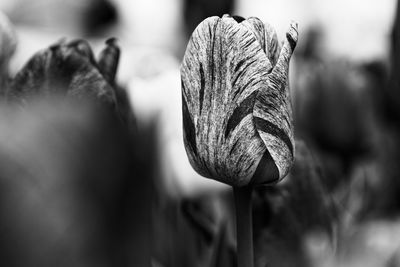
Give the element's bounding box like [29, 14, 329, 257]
[7, 37, 135, 126]
[181, 15, 297, 186]
[181, 15, 298, 267]
[9, 38, 117, 106]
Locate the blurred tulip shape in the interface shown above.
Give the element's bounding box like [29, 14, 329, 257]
[9, 38, 117, 105]
[181, 15, 298, 187]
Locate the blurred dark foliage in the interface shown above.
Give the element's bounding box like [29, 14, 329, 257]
[183, 0, 235, 39]
[252, 141, 337, 267]
[153, 140, 337, 267]
[294, 29, 375, 178]
[386, 0, 400, 125]
[293, 25, 391, 207]
[287, 3, 400, 265]
[362, 0, 400, 219]
[153, 187, 237, 267]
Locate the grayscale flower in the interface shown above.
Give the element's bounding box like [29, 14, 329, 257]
[181, 15, 298, 186]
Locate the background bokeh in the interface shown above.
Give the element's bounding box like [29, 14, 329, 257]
[0, 0, 400, 266]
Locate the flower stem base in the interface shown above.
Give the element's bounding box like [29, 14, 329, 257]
[234, 185, 254, 267]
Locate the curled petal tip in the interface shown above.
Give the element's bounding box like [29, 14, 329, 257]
[49, 37, 67, 50]
[290, 21, 298, 29]
[98, 38, 120, 85]
[286, 22, 299, 51]
[106, 37, 118, 46]
[289, 22, 298, 39]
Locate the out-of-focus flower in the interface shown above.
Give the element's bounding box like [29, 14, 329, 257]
[9, 38, 117, 105]
[7, 37, 135, 128]
[181, 15, 298, 186]
[295, 59, 372, 175]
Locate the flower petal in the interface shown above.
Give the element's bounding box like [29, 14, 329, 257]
[241, 17, 281, 71]
[98, 38, 120, 85]
[253, 22, 298, 181]
[181, 16, 275, 186]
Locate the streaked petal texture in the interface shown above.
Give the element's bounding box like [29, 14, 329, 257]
[181, 15, 297, 186]
[253, 22, 298, 183]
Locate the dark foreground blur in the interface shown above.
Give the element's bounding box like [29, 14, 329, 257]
[0, 99, 151, 266]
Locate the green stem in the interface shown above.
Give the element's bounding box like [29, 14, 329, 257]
[234, 186, 254, 267]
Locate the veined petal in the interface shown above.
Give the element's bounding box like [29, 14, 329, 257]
[181, 16, 277, 186]
[253, 22, 298, 182]
[263, 21, 281, 67]
[241, 17, 280, 70]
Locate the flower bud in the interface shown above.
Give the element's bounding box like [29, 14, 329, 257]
[181, 15, 298, 186]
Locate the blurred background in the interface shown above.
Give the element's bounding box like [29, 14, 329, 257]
[0, 0, 400, 266]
